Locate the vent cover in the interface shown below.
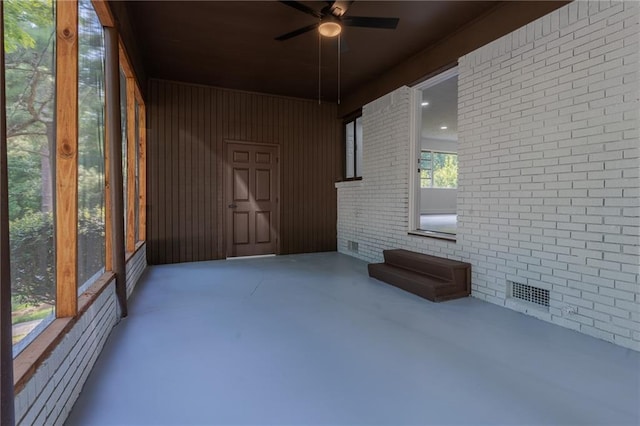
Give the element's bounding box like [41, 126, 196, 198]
[510, 282, 549, 307]
[347, 241, 359, 253]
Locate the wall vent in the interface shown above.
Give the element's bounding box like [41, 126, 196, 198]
[347, 241, 359, 253]
[510, 281, 549, 308]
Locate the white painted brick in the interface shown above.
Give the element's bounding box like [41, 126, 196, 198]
[337, 0, 639, 352]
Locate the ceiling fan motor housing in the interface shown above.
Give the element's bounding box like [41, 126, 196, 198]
[275, 1, 400, 41]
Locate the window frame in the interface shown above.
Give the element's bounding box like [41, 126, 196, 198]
[119, 41, 146, 255]
[409, 66, 458, 239]
[342, 111, 363, 181]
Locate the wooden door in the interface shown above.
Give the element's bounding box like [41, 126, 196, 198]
[225, 142, 279, 257]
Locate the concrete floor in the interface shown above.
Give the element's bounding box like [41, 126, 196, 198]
[419, 214, 457, 234]
[67, 252, 639, 425]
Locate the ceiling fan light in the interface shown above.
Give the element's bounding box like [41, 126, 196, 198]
[319, 22, 342, 37]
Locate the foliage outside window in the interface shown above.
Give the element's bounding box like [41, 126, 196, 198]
[3, 0, 146, 361]
[344, 115, 362, 179]
[77, 0, 106, 292]
[5, 0, 56, 351]
[420, 151, 432, 188]
[420, 150, 458, 189]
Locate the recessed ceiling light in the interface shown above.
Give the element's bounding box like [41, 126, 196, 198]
[440, 125, 448, 130]
[421, 101, 429, 106]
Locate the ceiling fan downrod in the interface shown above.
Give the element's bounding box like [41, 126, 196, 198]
[337, 33, 341, 105]
[318, 32, 322, 105]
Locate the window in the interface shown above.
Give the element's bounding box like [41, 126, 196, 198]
[120, 69, 128, 235]
[134, 100, 140, 243]
[1, 0, 148, 386]
[344, 115, 362, 179]
[420, 151, 458, 189]
[77, 0, 106, 293]
[420, 151, 432, 188]
[121, 51, 143, 252]
[5, 0, 57, 352]
[411, 67, 458, 237]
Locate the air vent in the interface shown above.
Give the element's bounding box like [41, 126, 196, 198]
[347, 241, 359, 253]
[510, 281, 549, 308]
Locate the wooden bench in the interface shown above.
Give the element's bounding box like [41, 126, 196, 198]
[368, 249, 471, 302]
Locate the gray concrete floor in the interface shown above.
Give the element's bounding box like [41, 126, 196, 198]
[67, 252, 639, 425]
[419, 214, 457, 234]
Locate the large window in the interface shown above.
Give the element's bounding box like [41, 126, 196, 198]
[77, 0, 106, 292]
[121, 57, 143, 253]
[134, 100, 140, 243]
[2, 0, 147, 361]
[420, 151, 458, 189]
[344, 115, 362, 179]
[5, 0, 57, 351]
[120, 69, 128, 235]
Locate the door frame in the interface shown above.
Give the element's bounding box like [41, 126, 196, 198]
[223, 140, 281, 258]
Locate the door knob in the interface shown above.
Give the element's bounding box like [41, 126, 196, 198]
[228, 203, 237, 208]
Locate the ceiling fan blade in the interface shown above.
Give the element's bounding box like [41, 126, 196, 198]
[275, 23, 320, 41]
[342, 16, 399, 29]
[279, 1, 322, 19]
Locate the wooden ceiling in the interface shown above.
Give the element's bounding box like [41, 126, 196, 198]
[125, 0, 569, 109]
[127, 1, 503, 101]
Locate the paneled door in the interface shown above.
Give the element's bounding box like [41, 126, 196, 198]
[225, 142, 279, 257]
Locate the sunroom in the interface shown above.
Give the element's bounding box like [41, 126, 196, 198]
[0, 1, 638, 425]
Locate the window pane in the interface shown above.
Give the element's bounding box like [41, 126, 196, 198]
[345, 121, 354, 179]
[120, 69, 127, 233]
[78, 0, 106, 291]
[134, 100, 140, 242]
[5, 0, 56, 352]
[420, 151, 431, 188]
[355, 117, 363, 178]
[420, 171, 431, 188]
[432, 153, 458, 188]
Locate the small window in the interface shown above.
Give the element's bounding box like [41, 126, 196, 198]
[420, 150, 458, 189]
[344, 115, 362, 179]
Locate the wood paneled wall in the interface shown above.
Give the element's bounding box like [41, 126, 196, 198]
[147, 79, 341, 264]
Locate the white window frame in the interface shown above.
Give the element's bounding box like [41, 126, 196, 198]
[409, 66, 458, 234]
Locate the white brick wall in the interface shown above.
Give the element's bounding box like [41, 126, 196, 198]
[14, 244, 148, 425]
[337, 1, 640, 351]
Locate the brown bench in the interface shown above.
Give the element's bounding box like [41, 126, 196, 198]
[368, 249, 471, 302]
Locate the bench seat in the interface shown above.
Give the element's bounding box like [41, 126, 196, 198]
[368, 249, 471, 302]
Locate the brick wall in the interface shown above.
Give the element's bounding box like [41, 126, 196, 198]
[336, 1, 639, 351]
[14, 245, 147, 425]
[127, 245, 147, 298]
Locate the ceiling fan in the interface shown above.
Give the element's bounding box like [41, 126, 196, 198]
[275, 0, 400, 41]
